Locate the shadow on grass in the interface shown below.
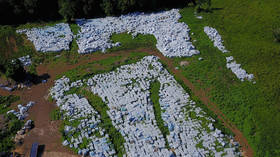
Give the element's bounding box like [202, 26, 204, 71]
[25, 73, 50, 85]
[197, 7, 223, 13]
[211, 7, 223, 11]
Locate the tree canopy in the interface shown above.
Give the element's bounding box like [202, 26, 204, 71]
[0, 0, 205, 24]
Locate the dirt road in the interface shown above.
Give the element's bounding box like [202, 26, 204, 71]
[0, 48, 253, 157]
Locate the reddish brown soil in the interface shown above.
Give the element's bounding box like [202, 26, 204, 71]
[146, 49, 254, 157]
[2, 36, 18, 59]
[9, 37, 18, 53]
[0, 48, 253, 157]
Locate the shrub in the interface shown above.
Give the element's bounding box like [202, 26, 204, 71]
[0, 113, 23, 153]
[0, 95, 19, 114]
[195, 0, 212, 13]
[273, 28, 280, 42]
[5, 59, 26, 82]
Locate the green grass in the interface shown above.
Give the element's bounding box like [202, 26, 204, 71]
[63, 118, 82, 128]
[50, 108, 62, 121]
[0, 114, 23, 153]
[80, 90, 125, 157]
[69, 24, 81, 36]
[0, 26, 36, 66]
[150, 80, 170, 148]
[57, 51, 148, 81]
[109, 33, 157, 51]
[64, 87, 81, 95]
[214, 140, 224, 152]
[196, 140, 205, 149]
[79, 137, 91, 149]
[159, 59, 233, 136]
[0, 95, 23, 153]
[59, 86, 126, 156]
[0, 22, 82, 77]
[17, 23, 81, 76]
[2, 2, 278, 155]
[0, 24, 79, 77]
[178, 2, 280, 156]
[42, 23, 81, 66]
[0, 95, 19, 114]
[16, 20, 63, 30]
[273, 27, 280, 42]
[188, 111, 198, 120]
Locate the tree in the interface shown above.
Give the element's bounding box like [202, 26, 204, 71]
[195, 0, 211, 12]
[117, 0, 136, 13]
[186, 0, 196, 6]
[82, 0, 102, 17]
[24, 0, 38, 15]
[5, 59, 26, 82]
[58, 0, 77, 22]
[101, 0, 116, 16]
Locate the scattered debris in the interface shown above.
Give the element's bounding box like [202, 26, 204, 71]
[18, 55, 32, 66]
[7, 101, 35, 120]
[204, 26, 254, 82]
[226, 56, 254, 82]
[196, 16, 203, 19]
[0, 86, 15, 92]
[23, 119, 33, 130]
[204, 26, 228, 53]
[180, 61, 190, 66]
[42, 80, 47, 83]
[194, 13, 203, 19]
[14, 120, 34, 145]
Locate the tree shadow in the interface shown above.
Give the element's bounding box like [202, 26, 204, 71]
[198, 7, 224, 13]
[211, 7, 224, 11]
[25, 73, 50, 85]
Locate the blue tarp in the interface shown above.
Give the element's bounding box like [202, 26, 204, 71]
[30, 142, 39, 157]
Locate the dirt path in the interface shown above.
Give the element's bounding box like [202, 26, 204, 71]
[0, 50, 134, 156]
[144, 49, 254, 157]
[0, 48, 253, 157]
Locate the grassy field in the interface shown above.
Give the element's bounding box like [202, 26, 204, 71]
[150, 80, 170, 148]
[58, 51, 149, 81]
[177, 1, 280, 156]
[54, 51, 153, 156]
[110, 33, 157, 51]
[1, 1, 280, 155]
[0, 26, 36, 66]
[81, 90, 126, 157]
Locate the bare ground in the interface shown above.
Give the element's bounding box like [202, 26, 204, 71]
[0, 48, 253, 157]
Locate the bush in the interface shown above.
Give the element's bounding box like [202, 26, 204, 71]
[0, 95, 19, 114]
[0, 113, 23, 153]
[273, 28, 280, 42]
[195, 0, 212, 13]
[5, 59, 26, 82]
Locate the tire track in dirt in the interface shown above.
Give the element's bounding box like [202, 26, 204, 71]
[0, 48, 253, 157]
